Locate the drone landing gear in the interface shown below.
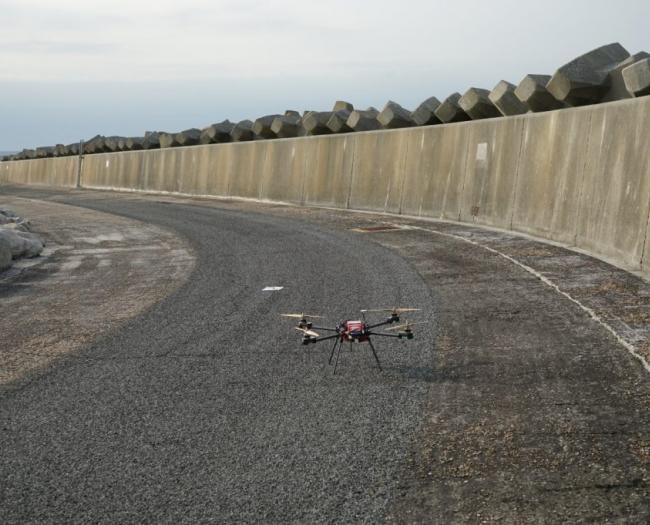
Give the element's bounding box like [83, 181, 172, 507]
[327, 337, 383, 375]
[367, 338, 383, 372]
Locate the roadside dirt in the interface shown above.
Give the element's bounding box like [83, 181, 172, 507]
[0, 197, 195, 389]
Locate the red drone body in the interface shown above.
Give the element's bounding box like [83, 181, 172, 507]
[342, 320, 369, 342]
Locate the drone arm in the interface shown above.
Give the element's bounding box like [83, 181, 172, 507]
[311, 333, 341, 343]
[310, 325, 339, 333]
[367, 331, 405, 339]
[367, 319, 394, 330]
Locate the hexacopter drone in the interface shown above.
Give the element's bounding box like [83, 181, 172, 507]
[281, 307, 424, 374]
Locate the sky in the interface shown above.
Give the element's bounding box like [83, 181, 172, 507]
[1, 0, 649, 151]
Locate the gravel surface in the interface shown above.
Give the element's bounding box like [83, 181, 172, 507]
[2, 186, 650, 524]
[1, 189, 436, 523]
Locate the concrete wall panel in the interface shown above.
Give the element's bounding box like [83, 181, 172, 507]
[348, 130, 408, 213]
[459, 116, 525, 229]
[259, 139, 305, 203]
[302, 135, 355, 209]
[1, 157, 77, 187]
[511, 108, 592, 244]
[400, 124, 470, 220]
[577, 98, 650, 268]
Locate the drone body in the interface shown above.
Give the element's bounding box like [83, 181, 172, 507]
[282, 308, 422, 374]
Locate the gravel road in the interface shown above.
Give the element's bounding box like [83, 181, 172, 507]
[1, 186, 650, 524]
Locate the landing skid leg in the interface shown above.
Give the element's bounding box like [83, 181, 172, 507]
[333, 339, 344, 375]
[367, 337, 383, 372]
[329, 338, 340, 365]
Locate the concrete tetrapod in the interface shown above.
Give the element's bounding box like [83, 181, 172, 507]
[434, 93, 471, 123]
[270, 114, 302, 138]
[158, 132, 177, 149]
[103, 137, 121, 152]
[174, 129, 201, 147]
[346, 108, 381, 132]
[333, 100, 354, 112]
[326, 110, 353, 134]
[377, 101, 414, 129]
[459, 88, 501, 120]
[489, 81, 529, 116]
[125, 137, 144, 151]
[35, 147, 55, 159]
[546, 42, 631, 106]
[230, 120, 255, 142]
[515, 75, 566, 112]
[410, 96, 442, 126]
[200, 121, 235, 144]
[602, 52, 650, 102]
[143, 132, 161, 150]
[253, 115, 282, 139]
[303, 111, 333, 136]
[623, 57, 650, 97]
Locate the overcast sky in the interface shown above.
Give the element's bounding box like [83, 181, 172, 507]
[1, 0, 649, 151]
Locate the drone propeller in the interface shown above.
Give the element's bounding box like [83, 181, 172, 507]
[385, 320, 426, 332]
[295, 327, 320, 338]
[361, 307, 421, 315]
[281, 313, 324, 319]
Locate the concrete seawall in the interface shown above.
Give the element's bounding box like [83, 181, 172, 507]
[3, 96, 650, 275]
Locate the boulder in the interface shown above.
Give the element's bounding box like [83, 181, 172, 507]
[410, 96, 442, 126]
[514, 74, 566, 112]
[622, 56, 650, 98]
[346, 108, 381, 132]
[253, 115, 282, 139]
[489, 81, 529, 116]
[333, 100, 354, 112]
[459, 88, 501, 120]
[303, 111, 333, 135]
[0, 229, 43, 259]
[270, 114, 302, 138]
[378, 100, 414, 129]
[230, 120, 255, 142]
[546, 42, 630, 106]
[326, 110, 353, 133]
[284, 110, 300, 117]
[434, 93, 471, 123]
[200, 120, 235, 144]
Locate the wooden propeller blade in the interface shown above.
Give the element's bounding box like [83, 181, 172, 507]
[361, 307, 421, 314]
[281, 313, 324, 319]
[386, 321, 426, 332]
[295, 327, 320, 338]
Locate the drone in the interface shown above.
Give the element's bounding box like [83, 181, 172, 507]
[281, 308, 424, 374]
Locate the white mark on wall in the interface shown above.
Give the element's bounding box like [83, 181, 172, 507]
[476, 142, 488, 161]
[105, 160, 110, 168]
[263, 286, 284, 291]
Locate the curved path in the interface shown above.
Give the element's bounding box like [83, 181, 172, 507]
[2, 186, 650, 523]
